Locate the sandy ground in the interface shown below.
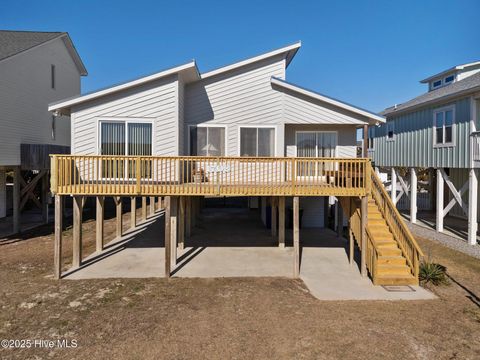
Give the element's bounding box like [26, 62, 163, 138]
[0, 209, 479, 359]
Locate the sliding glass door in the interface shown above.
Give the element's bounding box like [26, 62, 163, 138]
[100, 121, 153, 178]
[296, 131, 337, 176]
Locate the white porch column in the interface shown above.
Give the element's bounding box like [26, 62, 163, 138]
[410, 168, 417, 224]
[436, 169, 444, 232]
[468, 168, 478, 245]
[391, 168, 397, 205]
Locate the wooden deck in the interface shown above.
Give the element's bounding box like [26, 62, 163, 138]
[51, 155, 370, 197]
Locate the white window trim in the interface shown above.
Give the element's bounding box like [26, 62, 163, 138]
[238, 125, 277, 157]
[187, 124, 228, 156]
[433, 105, 456, 148]
[96, 117, 155, 155]
[431, 78, 443, 90]
[386, 121, 395, 142]
[431, 74, 456, 90]
[294, 130, 338, 158]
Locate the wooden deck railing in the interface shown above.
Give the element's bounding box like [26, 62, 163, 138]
[50, 155, 370, 197]
[370, 167, 423, 277]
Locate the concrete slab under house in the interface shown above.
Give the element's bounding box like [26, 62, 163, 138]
[47, 42, 426, 293]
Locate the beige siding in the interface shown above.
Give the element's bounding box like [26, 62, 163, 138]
[71, 75, 179, 156]
[284, 124, 357, 158]
[185, 55, 286, 156]
[0, 37, 80, 166]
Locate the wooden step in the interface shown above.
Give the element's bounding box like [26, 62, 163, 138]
[377, 256, 407, 266]
[376, 264, 412, 276]
[368, 213, 383, 220]
[377, 247, 403, 257]
[375, 241, 399, 250]
[368, 218, 387, 225]
[373, 273, 418, 286]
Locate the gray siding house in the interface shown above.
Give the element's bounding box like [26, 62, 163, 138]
[0, 30, 86, 233]
[370, 61, 480, 245]
[50, 42, 383, 229]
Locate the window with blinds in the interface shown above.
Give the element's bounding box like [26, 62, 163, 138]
[240, 127, 275, 156]
[296, 131, 337, 175]
[100, 121, 152, 178]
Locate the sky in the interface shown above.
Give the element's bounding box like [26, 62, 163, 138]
[1, 0, 479, 112]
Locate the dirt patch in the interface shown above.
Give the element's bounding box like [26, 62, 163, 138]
[0, 215, 479, 359]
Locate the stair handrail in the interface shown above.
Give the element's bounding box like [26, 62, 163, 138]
[369, 167, 423, 277]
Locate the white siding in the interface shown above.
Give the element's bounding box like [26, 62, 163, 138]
[71, 75, 180, 156]
[185, 55, 286, 156]
[281, 89, 368, 125]
[0, 37, 81, 166]
[284, 124, 357, 158]
[285, 196, 325, 228]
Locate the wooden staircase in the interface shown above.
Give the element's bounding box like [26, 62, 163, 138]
[367, 199, 417, 285]
[341, 164, 423, 286]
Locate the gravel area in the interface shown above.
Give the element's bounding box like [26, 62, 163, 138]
[407, 222, 480, 259]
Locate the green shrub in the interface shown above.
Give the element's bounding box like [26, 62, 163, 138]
[419, 261, 448, 286]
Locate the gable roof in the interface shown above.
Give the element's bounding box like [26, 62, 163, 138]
[49, 61, 199, 114]
[271, 77, 385, 124]
[201, 42, 301, 79]
[420, 60, 480, 83]
[0, 30, 87, 75]
[383, 71, 480, 116]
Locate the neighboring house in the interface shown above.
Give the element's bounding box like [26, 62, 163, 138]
[370, 61, 480, 245]
[0, 30, 87, 233]
[49, 42, 423, 286]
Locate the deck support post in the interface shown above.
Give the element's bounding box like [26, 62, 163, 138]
[186, 196, 191, 239]
[54, 195, 63, 279]
[293, 196, 300, 278]
[337, 198, 343, 238]
[115, 197, 122, 238]
[170, 196, 178, 267]
[150, 196, 155, 216]
[157, 197, 162, 211]
[96, 196, 104, 252]
[468, 168, 478, 245]
[178, 197, 185, 250]
[142, 197, 147, 222]
[348, 198, 354, 265]
[391, 167, 397, 205]
[164, 196, 171, 278]
[271, 197, 277, 239]
[410, 168, 417, 224]
[12, 166, 20, 234]
[278, 196, 285, 248]
[130, 197, 136, 229]
[436, 169, 444, 232]
[72, 195, 83, 268]
[360, 196, 368, 277]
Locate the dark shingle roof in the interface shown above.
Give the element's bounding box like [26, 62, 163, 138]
[382, 71, 480, 116]
[0, 30, 64, 61]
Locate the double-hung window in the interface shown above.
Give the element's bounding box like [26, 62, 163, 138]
[189, 126, 225, 156]
[434, 107, 454, 146]
[240, 127, 275, 156]
[100, 120, 153, 177]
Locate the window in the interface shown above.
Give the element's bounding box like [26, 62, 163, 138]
[51, 115, 56, 140]
[296, 132, 337, 176]
[387, 122, 395, 140]
[51, 64, 55, 89]
[100, 120, 153, 177]
[434, 107, 454, 146]
[432, 79, 442, 89]
[444, 74, 455, 84]
[240, 127, 275, 156]
[189, 126, 225, 156]
[296, 132, 337, 158]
